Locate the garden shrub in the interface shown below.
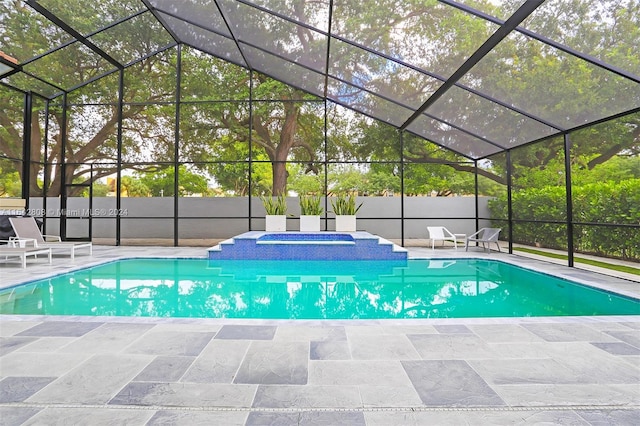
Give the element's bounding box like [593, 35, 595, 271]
[488, 179, 640, 261]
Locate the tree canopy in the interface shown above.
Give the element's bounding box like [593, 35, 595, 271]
[0, 0, 638, 199]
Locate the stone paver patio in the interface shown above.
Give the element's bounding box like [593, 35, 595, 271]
[1, 245, 639, 425]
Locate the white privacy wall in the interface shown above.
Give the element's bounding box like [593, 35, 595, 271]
[29, 197, 492, 240]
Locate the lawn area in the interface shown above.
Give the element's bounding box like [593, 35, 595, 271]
[514, 247, 640, 277]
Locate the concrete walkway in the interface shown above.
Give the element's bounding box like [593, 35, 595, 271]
[1, 245, 639, 425]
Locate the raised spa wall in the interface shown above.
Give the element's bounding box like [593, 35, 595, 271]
[208, 231, 408, 261]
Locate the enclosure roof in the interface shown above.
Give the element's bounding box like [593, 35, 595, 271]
[1, 0, 639, 159]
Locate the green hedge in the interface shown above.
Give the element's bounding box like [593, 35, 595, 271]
[488, 179, 640, 261]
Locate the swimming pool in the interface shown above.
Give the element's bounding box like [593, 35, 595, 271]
[2, 258, 638, 319]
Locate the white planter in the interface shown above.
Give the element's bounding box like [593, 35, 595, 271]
[335, 215, 356, 232]
[265, 215, 287, 231]
[300, 215, 321, 232]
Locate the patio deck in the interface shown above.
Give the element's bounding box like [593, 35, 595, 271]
[1, 244, 638, 425]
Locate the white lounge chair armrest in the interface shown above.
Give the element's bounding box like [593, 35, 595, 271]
[466, 230, 483, 239]
[9, 237, 37, 247]
[5, 237, 18, 247]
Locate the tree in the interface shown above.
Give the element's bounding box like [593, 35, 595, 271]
[86, 182, 110, 198]
[327, 166, 366, 194]
[1, 0, 638, 199]
[0, 166, 21, 197]
[0, 87, 35, 194]
[251, 80, 321, 196]
[138, 166, 209, 197]
[471, 0, 640, 185]
[0, 0, 180, 196]
[287, 163, 325, 195]
[347, 0, 640, 190]
[120, 176, 150, 198]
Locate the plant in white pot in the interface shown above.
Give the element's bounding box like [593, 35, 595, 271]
[299, 194, 323, 232]
[331, 194, 362, 232]
[261, 194, 288, 232]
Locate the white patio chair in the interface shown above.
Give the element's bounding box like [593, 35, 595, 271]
[9, 217, 92, 259]
[465, 228, 502, 253]
[427, 226, 466, 250]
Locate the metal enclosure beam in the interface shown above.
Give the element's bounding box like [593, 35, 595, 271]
[21, 92, 33, 205]
[506, 150, 513, 254]
[400, 0, 545, 130]
[116, 70, 124, 246]
[174, 44, 182, 246]
[26, 0, 123, 69]
[564, 133, 574, 267]
[59, 92, 68, 239]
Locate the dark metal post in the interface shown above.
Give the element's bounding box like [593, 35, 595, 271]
[60, 92, 68, 239]
[474, 159, 479, 232]
[88, 163, 93, 239]
[506, 150, 513, 253]
[248, 70, 253, 230]
[21, 92, 33, 207]
[174, 44, 182, 246]
[400, 130, 404, 247]
[564, 133, 574, 267]
[323, 1, 334, 231]
[116, 69, 124, 245]
[323, 98, 329, 230]
[43, 101, 50, 235]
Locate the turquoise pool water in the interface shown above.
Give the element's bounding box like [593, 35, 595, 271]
[1, 258, 638, 319]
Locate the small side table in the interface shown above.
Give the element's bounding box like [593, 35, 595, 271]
[453, 234, 466, 250]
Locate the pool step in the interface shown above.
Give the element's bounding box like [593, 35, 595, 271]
[207, 231, 408, 261]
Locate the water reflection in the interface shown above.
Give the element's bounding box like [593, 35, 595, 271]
[1, 259, 638, 319]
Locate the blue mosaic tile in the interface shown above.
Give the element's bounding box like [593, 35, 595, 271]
[208, 232, 407, 261]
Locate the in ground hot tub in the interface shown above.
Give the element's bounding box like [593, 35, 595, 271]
[257, 233, 354, 243]
[207, 231, 407, 261]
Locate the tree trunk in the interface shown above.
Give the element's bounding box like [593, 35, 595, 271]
[272, 161, 288, 196]
[271, 102, 299, 196]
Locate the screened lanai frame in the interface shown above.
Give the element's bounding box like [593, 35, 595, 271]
[1, 0, 639, 266]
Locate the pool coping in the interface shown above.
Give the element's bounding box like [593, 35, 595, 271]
[3, 313, 640, 327]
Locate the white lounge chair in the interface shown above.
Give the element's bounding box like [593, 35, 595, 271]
[9, 217, 92, 259]
[427, 226, 466, 250]
[0, 243, 52, 268]
[465, 228, 502, 253]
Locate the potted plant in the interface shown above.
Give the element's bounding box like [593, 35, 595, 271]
[299, 194, 323, 232]
[331, 194, 362, 232]
[261, 194, 287, 231]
